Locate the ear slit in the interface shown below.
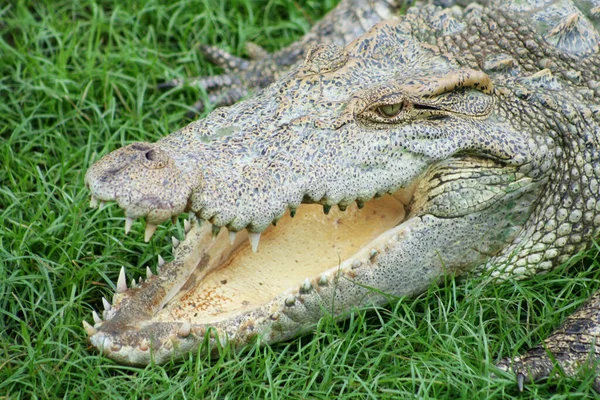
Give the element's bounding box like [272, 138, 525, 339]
[413, 104, 439, 111]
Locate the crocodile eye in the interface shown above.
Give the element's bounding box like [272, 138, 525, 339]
[377, 102, 405, 118]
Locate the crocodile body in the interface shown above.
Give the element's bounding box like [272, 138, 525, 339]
[85, 0, 600, 388]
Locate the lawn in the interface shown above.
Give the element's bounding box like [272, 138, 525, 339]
[2, 0, 600, 398]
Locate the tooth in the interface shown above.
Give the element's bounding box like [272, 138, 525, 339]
[290, 208, 296, 218]
[172, 236, 180, 249]
[146, 266, 153, 279]
[139, 339, 149, 352]
[102, 297, 111, 311]
[82, 320, 98, 336]
[125, 217, 134, 234]
[285, 295, 295, 306]
[158, 255, 165, 268]
[99, 201, 106, 208]
[318, 275, 328, 286]
[301, 278, 312, 293]
[178, 321, 191, 337]
[90, 196, 99, 208]
[248, 232, 261, 253]
[323, 205, 331, 215]
[110, 343, 122, 352]
[144, 223, 157, 242]
[92, 311, 102, 325]
[212, 225, 221, 238]
[229, 231, 236, 245]
[338, 204, 347, 211]
[171, 216, 177, 224]
[356, 200, 364, 209]
[116, 266, 127, 293]
[131, 278, 137, 288]
[184, 219, 192, 233]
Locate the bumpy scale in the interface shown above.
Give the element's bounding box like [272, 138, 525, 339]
[85, 0, 600, 391]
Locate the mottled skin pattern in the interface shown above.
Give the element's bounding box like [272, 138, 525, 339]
[85, 0, 600, 390]
[159, 0, 404, 116]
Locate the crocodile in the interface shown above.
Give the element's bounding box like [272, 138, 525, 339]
[84, 0, 600, 390]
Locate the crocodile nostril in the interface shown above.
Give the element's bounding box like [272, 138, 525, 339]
[145, 150, 157, 161]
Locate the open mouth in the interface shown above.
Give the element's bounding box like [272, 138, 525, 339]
[158, 187, 413, 324]
[85, 183, 418, 365]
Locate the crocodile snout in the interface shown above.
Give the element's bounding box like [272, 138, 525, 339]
[86, 142, 195, 240]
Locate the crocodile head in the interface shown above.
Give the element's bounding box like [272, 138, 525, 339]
[84, 16, 557, 365]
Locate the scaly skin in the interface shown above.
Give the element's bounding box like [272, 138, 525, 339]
[85, 0, 600, 389]
[159, 0, 404, 116]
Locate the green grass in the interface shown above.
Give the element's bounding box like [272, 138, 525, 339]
[2, 0, 600, 398]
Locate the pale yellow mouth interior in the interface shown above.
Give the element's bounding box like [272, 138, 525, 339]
[158, 191, 411, 324]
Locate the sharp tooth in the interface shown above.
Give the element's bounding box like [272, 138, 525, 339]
[102, 297, 111, 311]
[229, 231, 236, 245]
[323, 205, 331, 215]
[184, 219, 192, 233]
[290, 208, 296, 218]
[146, 266, 153, 279]
[125, 217, 134, 234]
[356, 200, 364, 209]
[90, 196, 99, 208]
[178, 321, 192, 337]
[338, 204, 347, 211]
[82, 320, 98, 336]
[248, 232, 260, 253]
[171, 216, 178, 224]
[172, 236, 180, 249]
[318, 275, 328, 286]
[158, 255, 165, 268]
[116, 266, 127, 293]
[92, 311, 102, 325]
[144, 223, 157, 242]
[285, 295, 295, 306]
[131, 278, 137, 288]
